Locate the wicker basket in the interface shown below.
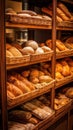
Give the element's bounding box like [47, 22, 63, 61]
[55, 101, 71, 116]
[57, 21, 73, 28]
[7, 80, 55, 109]
[56, 74, 73, 89]
[30, 51, 53, 62]
[56, 49, 73, 59]
[6, 14, 52, 26]
[6, 55, 30, 65]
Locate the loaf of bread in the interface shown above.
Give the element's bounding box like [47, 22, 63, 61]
[56, 40, 68, 51]
[21, 46, 34, 55]
[57, 7, 69, 21]
[9, 110, 32, 122]
[28, 117, 39, 125]
[13, 73, 35, 90]
[65, 87, 73, 98]
[21, 102, 49, 120]
[21, 70, 30, 78]
[38, 95, 50, 106]
[39, 75, 52, 83]
[9, 47, 23, 57]
[35, 47, 44, 54]
[7, 90, 15, 99]
[7, 82, 23, 97]
[58, 3, 72, 18]
[56, 63, 63, 73]
[8, 121, 35, 130]
[7, 76, 31, 93]
[30, 69, 39, 78]
[29, 77, 39, 84]
[41, 46, 51, 52]
[55, 72, 64, 79]
[6, 50, 14, 57]
[25, 40, 38, 50]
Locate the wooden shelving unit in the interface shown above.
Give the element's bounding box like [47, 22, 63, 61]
[0, 0, 73, 130]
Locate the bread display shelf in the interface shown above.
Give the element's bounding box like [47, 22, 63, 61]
[6, 13, 52, 25]
[56, 74, 73, 89]
[7, 51, 53, 70]
[7, 80, 55, 109]
[55, 102, 71, 116]
[6, 22, 52, 30]
[6, 55, 30, 65]
[34, 111, 55, 130]
[56, 49, 73, 59]
[57, 21, 73, 29]
[30, 51, 53, 62]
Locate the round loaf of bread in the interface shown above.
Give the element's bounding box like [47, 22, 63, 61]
[21, 46, 34, 55]
[35, 47, 44, 54]
[25, 40, 38, 50]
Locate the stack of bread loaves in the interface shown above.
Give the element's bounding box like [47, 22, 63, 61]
[42, 2, 72, 22]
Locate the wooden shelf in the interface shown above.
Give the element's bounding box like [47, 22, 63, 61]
[56, 49, 73, 59]
[40, 102, 72, 130]
[60, 0, 73, 5]
[56, 75, 73, 89]
[6, 22, 73, 31]
[6, 22, 52, 30]
[7, 80, 55, 110]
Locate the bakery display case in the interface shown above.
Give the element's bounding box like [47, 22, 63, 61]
[0, 0, 73, 130]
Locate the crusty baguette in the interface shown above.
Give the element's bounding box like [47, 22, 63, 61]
[6, 50, 14, 57]
[7, 90, 15, 99]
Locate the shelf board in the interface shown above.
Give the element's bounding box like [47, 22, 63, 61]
[6, 57, 52, 70]
[55, 75, 73, 89]
[56, 49, 73, 59]
[7, 80, 55, 110]
[6, 22, 52, 30]
[60, 0, 73, 5]
[6, 22, 73, 31]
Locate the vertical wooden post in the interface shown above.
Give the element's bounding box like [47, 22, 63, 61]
[51, 0, 57, 109]
[67, 110, 70, 130]
[0, 0, 8, 130]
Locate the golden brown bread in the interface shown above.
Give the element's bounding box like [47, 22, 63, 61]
[7, 90, 15, 99]
[58, 3, 72, 18]
[9, 47, 23, 57]
[7, 82, 23, 97]
[7, 76, 31, 93]
[6, 43, 12, 50]
[39, 75, 52, 83]
[56, 63, 63, 73]
[13, 73, 35, 90]
[57, 7, 69, 21]
[6, 50, 14, 57]
[55, 72, 64, 79]
[56, 40, 68, 51]
[28, 117, 39, 125]
[30, 69, 40, 78]
[9, 110, 32, 122]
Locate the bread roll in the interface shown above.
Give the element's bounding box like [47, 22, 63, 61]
[21, 70, 30, 78]
[6, 50, 14, 57]
[29, 77, 39, 84]
[35, 47, 44, 54]
[7, 82, 23, 97]
[39, 75, 52, 83]
[62, 65, 71, 76]
[41, 46, 51, 52]
[56, 63, 63, 73]
[9, 47, 23, 57]
[30, 69, 39, 78]
[55, 72, 64, 79]
[65, 88, 73, 98]
[28, 117, 39, 125]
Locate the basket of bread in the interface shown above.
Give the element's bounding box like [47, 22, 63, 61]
[6, 43, 30, 65]
[55, 58, 73, 87]
[5, 8, 52, 26]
